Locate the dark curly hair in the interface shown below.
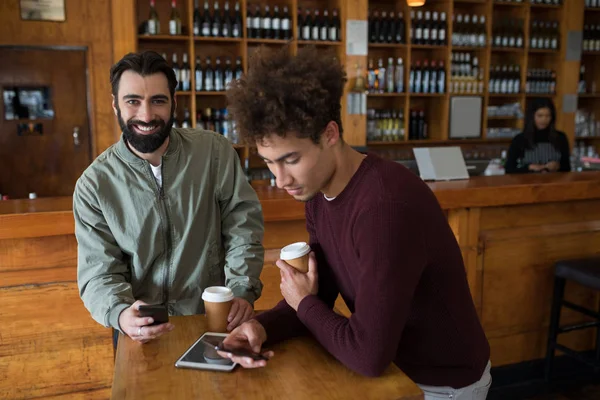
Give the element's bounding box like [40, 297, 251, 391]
[226, 45, 347, 145]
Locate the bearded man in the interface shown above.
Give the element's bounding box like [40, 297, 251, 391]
[74, 51, 264, 344]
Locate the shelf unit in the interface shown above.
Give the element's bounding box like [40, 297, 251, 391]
[125, 0, 584, 160]
[577, 3, 600, 142]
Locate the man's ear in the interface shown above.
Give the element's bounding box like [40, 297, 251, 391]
[323, 121, 341, 148]
[111, 95, 118, 116]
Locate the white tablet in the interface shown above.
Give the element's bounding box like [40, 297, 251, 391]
[175, 332, 237, 372]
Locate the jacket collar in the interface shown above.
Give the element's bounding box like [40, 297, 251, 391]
[115, 128, 182, 165]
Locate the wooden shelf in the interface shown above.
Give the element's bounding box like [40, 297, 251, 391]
[247, 38, 288, 45]
[367, 140, 408, 146]
[410, 93, 446, 97]
[491, 47, 525, 53]
[454, 0, 487, 3]
[175, 91, 192, 96]
[583, 7, 600, 12]
[369, 43, 407, 48]
[194, 37, 243, 43]
[196, 91, 226, 96]
[487, 116, 521, 120]
[488, 93, 523, 97]
[528, 48, 559, 54]
[526, 93, 555, 97]
[367, 92, 406, 97]
[582, 51, 600, 55]
[138, 34, 189, 41]
[411, 44, 448, 50]
[493, 1, 527, 7]
[452, 46, 488, 51]
[530, 3, 562, 8]
[578, 93, 600, 98]
[451, 93, 484, 97]
[297, 40, 341, 46]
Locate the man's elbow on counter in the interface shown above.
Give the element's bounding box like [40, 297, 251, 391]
[345, 356, 390, 378]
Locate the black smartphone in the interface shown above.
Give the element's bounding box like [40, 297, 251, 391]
[138, 304, 169, 326]
[204, 339, 269, 361]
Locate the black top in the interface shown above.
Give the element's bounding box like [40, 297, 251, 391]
[505, 129, 571, 174]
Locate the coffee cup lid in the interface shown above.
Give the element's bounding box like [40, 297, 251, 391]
[280, 242, 311, 260]
[202, 286, 234, 302]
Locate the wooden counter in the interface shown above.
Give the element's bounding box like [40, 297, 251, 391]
[2, 172, 600, 398]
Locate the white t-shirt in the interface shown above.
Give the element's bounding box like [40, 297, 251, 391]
[324, 193, 336, 201]
[150, 164, 162, 187]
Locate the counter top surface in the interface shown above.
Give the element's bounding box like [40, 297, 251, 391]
[2, 172, 600, 218]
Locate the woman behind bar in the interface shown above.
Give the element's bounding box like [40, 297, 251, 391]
[505, 97, 571, 174]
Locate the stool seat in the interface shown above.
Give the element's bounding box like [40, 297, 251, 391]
[555, 257, 600, 291]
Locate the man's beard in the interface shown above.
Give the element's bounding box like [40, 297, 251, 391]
[117, 105, 174, 154]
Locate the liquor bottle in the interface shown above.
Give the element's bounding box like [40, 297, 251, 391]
[181, 53, 191, 91]
[321, 10, 330, 41]
[395, 57, 404, 93]
[235, 56, 243, 80]
[272, 6, 281, 39]
[302, 9, 311, 40]
[182, 108, 191, 128]
[377, 58, 386, 93]
[369, 11, 380, 43]
[221, 1, 231, 37]
[204, 56, 214, 91]
[331, 9, 340, 41]
[281, 6, 291, 40]
[193, 0, 201, 36]
[232, 1, 241, 38]
[172, 53, 181, 91]
[148, 0, 160, 35]
[262, 5, 272, 39]
[312, 10, 320, 41]
[439, 12, 447, 45]
[413, 10, 423, 45]
[252, 5, 261, 38]
[195, 56, 203, 91]
[385, 57, 395, 93]
[246, 4, 253, 38]
[212, 1, 221, 37]
[423, 11, 431, 45]
[169, 0, 182, 35]
[437, 61, 446, 93]
[396, 12, 405, 44]
[214, 57, 224, 91]
[224, 57, 234, 88]
[201, 0, 211, 37]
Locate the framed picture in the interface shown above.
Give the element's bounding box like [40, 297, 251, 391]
[20, 0, 66, 22]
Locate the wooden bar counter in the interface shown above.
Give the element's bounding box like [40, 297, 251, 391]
[111, 315, 423, 400]
[2, 172, 600, 398]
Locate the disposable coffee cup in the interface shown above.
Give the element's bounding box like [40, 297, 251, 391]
[202, 286, 234, 333]
[280, 242, 311, 273]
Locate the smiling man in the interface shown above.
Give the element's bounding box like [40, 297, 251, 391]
[74, 51, 264, 344]
[220, 46, 492, 400]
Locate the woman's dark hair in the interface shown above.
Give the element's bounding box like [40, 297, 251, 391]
[110, 51, 178, 99]
[523, 97, 560, 150]
[226, 45, 347, 145]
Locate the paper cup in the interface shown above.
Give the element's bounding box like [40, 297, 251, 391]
[280, 242, 311, 273]
[202, 286, 234, 333]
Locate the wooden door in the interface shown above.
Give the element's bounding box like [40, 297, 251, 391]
[0, 47, 92, 199]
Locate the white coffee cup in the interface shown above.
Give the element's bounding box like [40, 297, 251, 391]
[202, 286, 234, 333]
[280, 242, 311, 273]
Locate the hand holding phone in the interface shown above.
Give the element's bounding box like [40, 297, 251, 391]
[138, 304, 169, 326]
[210, 340, 269, 361]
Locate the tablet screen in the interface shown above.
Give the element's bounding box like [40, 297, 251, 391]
[180, 333, 234, 367]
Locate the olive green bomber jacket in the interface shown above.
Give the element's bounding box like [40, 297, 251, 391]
[74, 128, 264, 331]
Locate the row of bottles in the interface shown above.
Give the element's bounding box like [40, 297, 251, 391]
[530, 20, 560, 50]
[147, 0, 183, 35]
[489, 65, 521, 94]
[525, 68, 556, 94]
[450, 52, 483, 94]
[366, 109, 405, 142]
[577, 65, 598, 94]
[194, 56, 243, 92]
[409, 110, 428, 140]
[585, 0, 600, 8]
[247, 4, 292, 39]
[410, 10, 448, 46]
[368, 10, 406, 44]
[492, 19, 524, 48]
[367, 58, 404, 93]
[530, 0, 561, 4]
[174, 107, 240, 143]
[410, 60, 446, 94]
[298, 8, 341, 41]
[452, 14, 487, 48]
[582, 25, 600, 52]
[165, 52, 191, 91]
[194, 0, 242, 38]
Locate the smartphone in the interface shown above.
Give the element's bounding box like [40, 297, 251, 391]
[209, 339, 269, 361]
[138, 304, 169, 326]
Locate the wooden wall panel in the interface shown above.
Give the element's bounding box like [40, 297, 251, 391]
[0, 0, 118, 156]
[0, 283, 113, 399]
[0, 235, 77, 274]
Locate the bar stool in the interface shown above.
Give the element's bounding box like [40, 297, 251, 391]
[544, 256, 600, 382]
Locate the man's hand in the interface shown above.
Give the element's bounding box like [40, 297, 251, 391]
[218, 319, 273, 368]
[528, 163, 546, 172]
[545, 161, 560, 172]
[118, 300, 174, 344]
[276, 252, 318, 311]
[227, 297, 255, 331]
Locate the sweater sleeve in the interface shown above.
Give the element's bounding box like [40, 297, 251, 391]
[254, 201, 340, 345]
[505, 134, 530, 174]
[557, 132, 571, 172]
[295, 201, 427, 377]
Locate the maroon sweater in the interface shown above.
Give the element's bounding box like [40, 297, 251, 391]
[255, 154, 490, 388]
